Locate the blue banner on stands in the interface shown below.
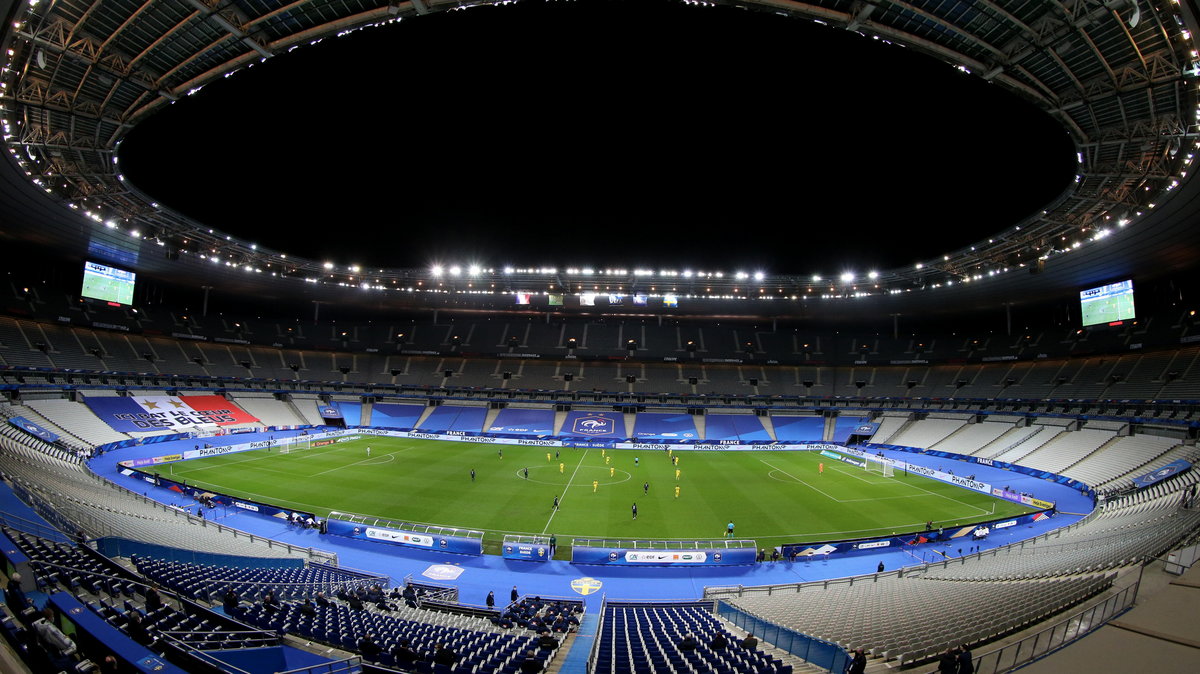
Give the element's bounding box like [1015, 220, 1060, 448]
[324, 518, 482, 555]
[139, 432, 191, 445]
[8, 416, 58, 443]
[572, 547, 756, 566]
[502, 542, 552, 562]
[780, 510, 1054, 560]
[862, 442, 1093, 499]
[1131, 460, 1192, 489]
[124, 468, 315, 523]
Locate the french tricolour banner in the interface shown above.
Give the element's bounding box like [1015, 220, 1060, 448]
[84, 395, 260, 432]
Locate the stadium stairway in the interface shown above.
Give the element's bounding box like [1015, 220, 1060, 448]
[553, 611, 596, 673]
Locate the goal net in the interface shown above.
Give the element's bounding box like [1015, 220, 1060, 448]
[278, 436, 311, 454]
[865, 457, 894, 477]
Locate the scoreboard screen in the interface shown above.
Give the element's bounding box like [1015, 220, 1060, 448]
[1080, 279, 1135, 327]
[81, 261, 136, 305]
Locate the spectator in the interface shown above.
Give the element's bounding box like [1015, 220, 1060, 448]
[358, 633, 381, 660]
[4, 573, 31, 615]
[299, 598, 316, 616]
[434, 643, 457, 666]
[846, 647, 866, 674]
[519, 649, 544, 673]
[678, 634, 698, 651]
[315, 592, 331, 607]
[144, 586, 163, 613]
[511, 585, 520, 603]
[262, 591, 279, 611]
[538, 631, 558, 650]
[486, 590, 495, 609]
[710, 633, 728, 650]
[222, 587, 239, 614]
[393, 639, 419, 668]
[33, 608, 75, 656]
[741, 633, 758, 650]
[957, 644, 975, 674]
[125, 612, 150, 646]
[877, 561, 885, 573]
[937, 648, 957, 673]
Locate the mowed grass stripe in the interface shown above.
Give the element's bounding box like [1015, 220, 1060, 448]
[164, 437, 1033, 550]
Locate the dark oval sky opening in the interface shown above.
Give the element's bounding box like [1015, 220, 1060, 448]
[118, 0, 1077, 275]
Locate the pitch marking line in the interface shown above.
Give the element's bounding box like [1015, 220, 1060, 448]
[821, 454, 991, 515]
[310, 450, 404, 477]
[760, 459, 843, 503]
[167, 448, 288, 475]
[893, 472, 992, 515]
[541, 448, 589, 535]
[176, 479, 328, 514]
[824, 461, 887, 484]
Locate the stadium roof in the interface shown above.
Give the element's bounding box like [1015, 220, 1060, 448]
[3, 0, 1200, 318]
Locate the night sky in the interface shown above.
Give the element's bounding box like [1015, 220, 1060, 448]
[117, 0, 1077, 277]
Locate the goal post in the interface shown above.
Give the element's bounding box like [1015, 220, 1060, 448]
[278, 436, 311, 454]
[865, 456, 894, 477]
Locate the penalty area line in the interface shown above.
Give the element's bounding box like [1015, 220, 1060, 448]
[760, 459, 843, 503]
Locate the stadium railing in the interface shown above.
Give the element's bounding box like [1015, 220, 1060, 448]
[274, 658, 363, 674]
[572, 538, 757, 550]
[715, 600, 850, 673]
[326, 510, 485, 550]
[0, 508, 74, 544]
[917, 572, 1142, 674]
[5, 465, 339, 565]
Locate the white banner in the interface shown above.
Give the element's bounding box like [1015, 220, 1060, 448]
[624, 551, 708, 564]
[365, 527, 433, 547]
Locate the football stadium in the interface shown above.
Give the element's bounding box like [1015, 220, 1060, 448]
[3, 1, 1200, 674]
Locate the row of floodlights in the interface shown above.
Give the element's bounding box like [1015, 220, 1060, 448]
[6, 2, 1200, 294]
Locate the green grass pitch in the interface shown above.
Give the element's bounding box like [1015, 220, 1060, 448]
[164, 436, 1034, 556]
[1081, 293, 1135, 326]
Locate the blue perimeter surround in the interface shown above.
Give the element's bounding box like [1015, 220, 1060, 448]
[86, 430, 1094, 611]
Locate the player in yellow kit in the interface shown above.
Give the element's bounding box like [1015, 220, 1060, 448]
[674, 485, 680, 499]
[609, 466, 615, 477]
[559, 462, 565, 474]
[593, 480, 598, 493]
[675, 468, 681, 480]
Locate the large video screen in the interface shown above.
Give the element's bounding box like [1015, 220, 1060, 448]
[81, 261, 136, 305]
[1080, 279, 1135, 327]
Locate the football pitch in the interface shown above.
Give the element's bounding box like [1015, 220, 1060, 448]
[164, 436, 1033, 556]
[1081, 292, 1135, 326]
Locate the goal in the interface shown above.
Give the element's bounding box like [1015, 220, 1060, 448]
[278, 436, 312, 454]
[865, 457, 894, 477]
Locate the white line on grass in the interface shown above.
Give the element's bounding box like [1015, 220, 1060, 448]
[179, 480, 328, 513]
[760, 459, 843, 503]
[837, 494, 927, 503]
[824, 461, 885, 484]
[541, 448, 588, 535]
[825, 456, 992, 515]
[309, 450, 402, 478]
[168, 449, 285, 475]
[894, 473, 992, 515]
